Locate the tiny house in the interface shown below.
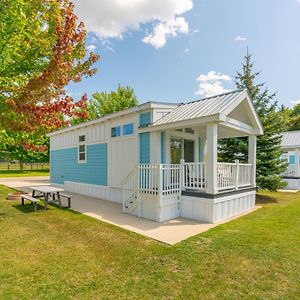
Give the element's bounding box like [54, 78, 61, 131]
[281, 131, 300, 189]
[49, 89, 263, 223]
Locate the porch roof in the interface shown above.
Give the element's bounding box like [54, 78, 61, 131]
[281, 131, 300, 150]
[153, 89, 245, 126]
[146, 89, 263, 136]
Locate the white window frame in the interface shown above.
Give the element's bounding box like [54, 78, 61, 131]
[78, 135, 86, 163]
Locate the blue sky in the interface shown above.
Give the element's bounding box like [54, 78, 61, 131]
[69, 0, 300, 107]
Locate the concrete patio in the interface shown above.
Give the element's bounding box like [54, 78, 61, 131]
[0, 176, 259, 245]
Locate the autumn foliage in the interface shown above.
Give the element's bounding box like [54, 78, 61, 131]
[0, 0, 99, 134]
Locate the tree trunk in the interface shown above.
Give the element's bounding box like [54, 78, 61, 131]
[19, 160, 24, 171]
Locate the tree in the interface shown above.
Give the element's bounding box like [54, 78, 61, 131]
[283, 104, 300, 131]
[0, 0, 99, 164]
[0, 0, 99, 133]
[87, 85, 138, 119]
[219, 51, 287, 191]
[0, 131, 49, 170]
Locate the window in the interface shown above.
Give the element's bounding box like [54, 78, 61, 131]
[123, 123, 134, 136]
[185, 128, 194, 134]
[111, 126, 121, 137]
[78, 135, 86, 163]
[79, 135, 85, 142]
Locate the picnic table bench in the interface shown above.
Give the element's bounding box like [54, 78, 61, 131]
[52, 192, 72, 208]
[20, 194, 39, 211]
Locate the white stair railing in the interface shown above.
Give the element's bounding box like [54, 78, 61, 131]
[122, 165, 139, 214]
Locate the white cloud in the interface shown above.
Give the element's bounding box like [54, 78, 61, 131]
[86, 44, 96, 52]
[234, 36, 247, 42]
[195, 71, 232, 97]
[143, 17, 188, 48]
[297, 0, 300, 4]
[183, 48, 190, 54]
[290, 99, 300, 104]
[104, 46, 115, 53]
[73, 0, 193, 48]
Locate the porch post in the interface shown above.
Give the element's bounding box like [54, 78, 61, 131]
[206, 123, 218, 194]
[295, 148, 299, 177]
[248, 135, 257, 187]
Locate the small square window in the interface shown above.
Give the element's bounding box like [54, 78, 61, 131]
[79, 135, 85, 142]
[79, 145, 85, 152]
[79, 152, 86, 161]
[111, 126, 121, 137]
[123, 123, 134, 136]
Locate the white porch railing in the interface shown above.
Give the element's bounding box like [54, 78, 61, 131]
[183, 162, 206, 190]
[282, 164, 296, 177]
[217, 161, 252, 191]
[122, 161, 253, 212]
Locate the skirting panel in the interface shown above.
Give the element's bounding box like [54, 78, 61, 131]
[283, 178, 300, 190]
[181, 190, 256, 223]
[131, 194, 159, 222]
[64, 181, 122, 203]
[159, 194, 180, 222]
[130, 194, 180, 222]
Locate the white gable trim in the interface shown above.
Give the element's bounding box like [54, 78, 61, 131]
[221, 90, 263, 135]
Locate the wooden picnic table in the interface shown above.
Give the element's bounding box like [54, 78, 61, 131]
[29, 186, 64, 210]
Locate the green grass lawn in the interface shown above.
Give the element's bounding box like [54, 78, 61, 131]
[0, 169, 49, 178]
[0, 185, 299, 299]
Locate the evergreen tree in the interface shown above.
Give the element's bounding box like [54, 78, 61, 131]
[219, 50, 287, 191]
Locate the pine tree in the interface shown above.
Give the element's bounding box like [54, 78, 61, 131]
[219, 50, 287, 191]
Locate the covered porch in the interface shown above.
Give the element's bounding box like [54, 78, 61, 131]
[123, 90, 263, 222]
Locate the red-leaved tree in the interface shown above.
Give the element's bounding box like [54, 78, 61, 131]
[1, 0, 99, 134]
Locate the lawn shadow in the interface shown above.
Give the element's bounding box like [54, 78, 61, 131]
[13, 201, 82, 215]
[256, 194, 278, 204]
[13, 203, 44, 214]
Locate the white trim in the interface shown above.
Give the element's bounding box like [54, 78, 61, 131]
[221, 90, 263, 135]
[65, 180, 109, 189]
[140, 114, 222, 132]
[206, 123, 218, 194]
[51, 140, 109, 152]
[48, 102, 177, 137]
[221, 116, 260, 135]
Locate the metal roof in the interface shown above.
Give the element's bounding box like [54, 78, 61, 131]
[281, 131, 300, 148]
[153, 89, 247, 126]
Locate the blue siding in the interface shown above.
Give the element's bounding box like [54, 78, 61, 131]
[139, 112, 151, 127]
[161, 132, 166, 163]
[139, 133, 150, 163]
[50, 143, 108, 186]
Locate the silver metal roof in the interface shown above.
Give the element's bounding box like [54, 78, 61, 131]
[153, 89, 246, 126]
[281, 131, 300, 148]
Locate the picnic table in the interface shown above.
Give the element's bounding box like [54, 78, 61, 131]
[29, 186, 64, 210]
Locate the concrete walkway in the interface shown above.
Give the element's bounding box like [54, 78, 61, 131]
[0, 177, 259, 245]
